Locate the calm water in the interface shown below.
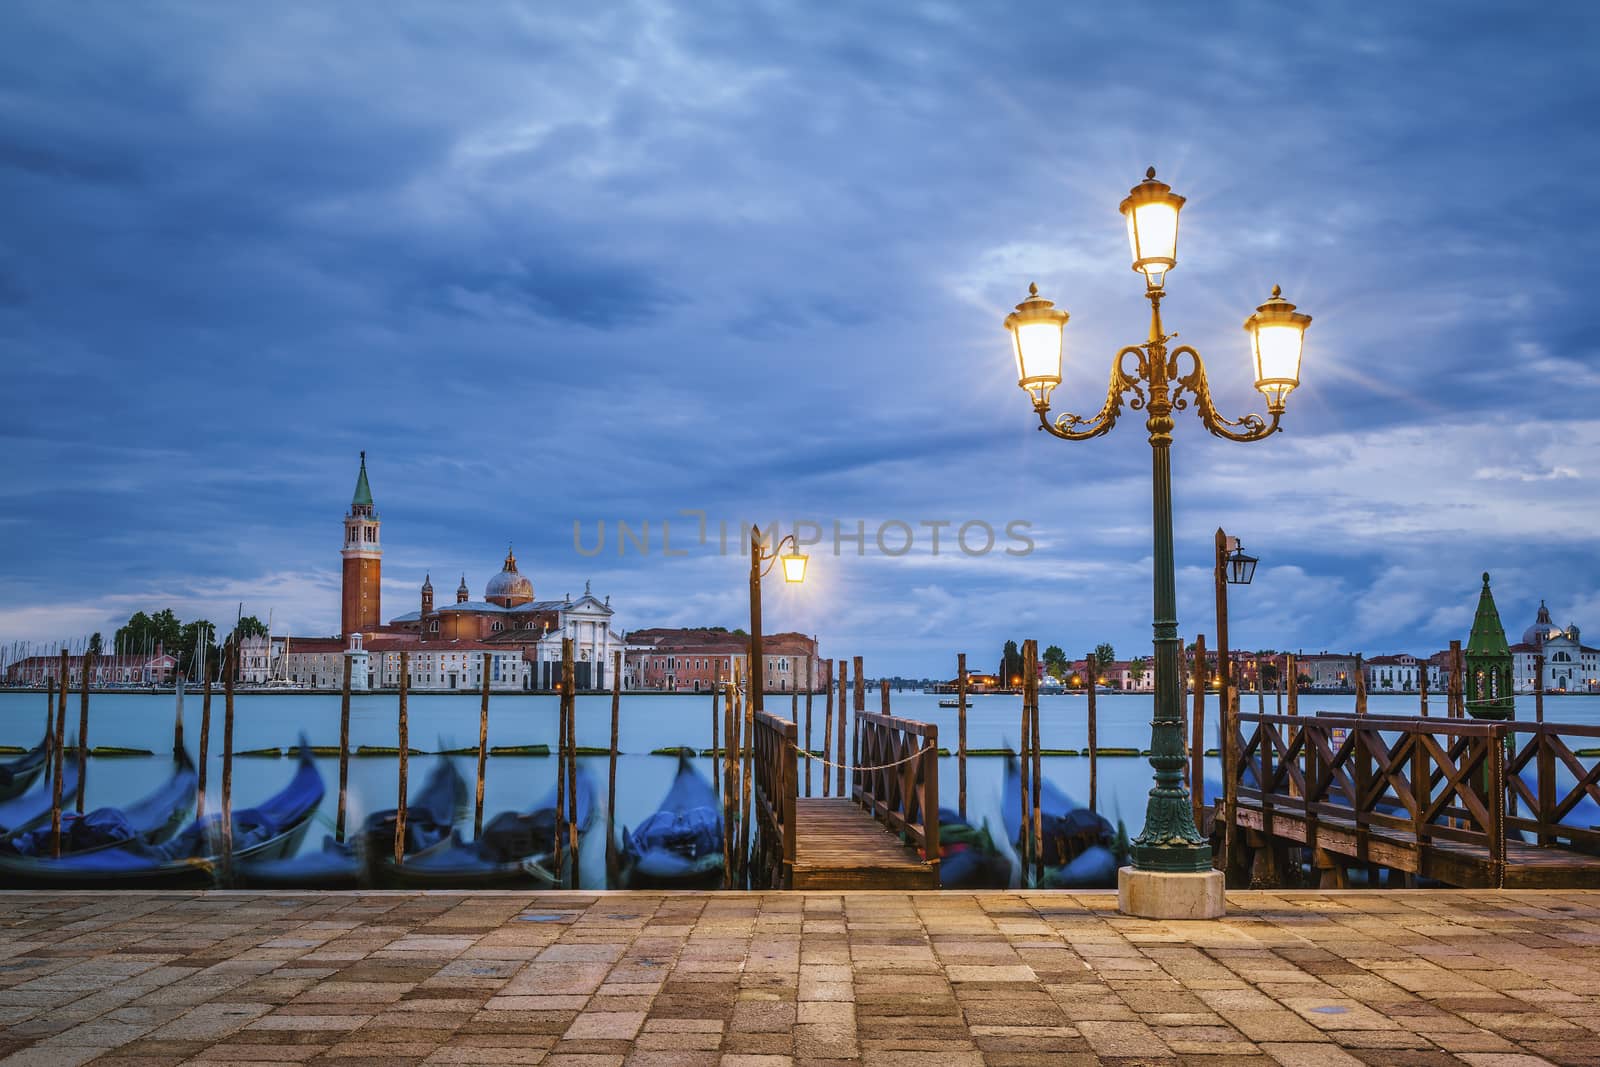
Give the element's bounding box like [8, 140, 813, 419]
[4, 689, 1596, 888]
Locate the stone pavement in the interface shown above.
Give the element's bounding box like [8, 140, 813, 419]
[0, 891, 1598, 1066]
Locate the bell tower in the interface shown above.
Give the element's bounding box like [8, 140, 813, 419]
[341, 452, 382, 637]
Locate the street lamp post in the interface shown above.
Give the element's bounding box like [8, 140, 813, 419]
[1003, 168, 1310, 918]
[1214, 530, 1257, 880]
[748, 525, 808, 713]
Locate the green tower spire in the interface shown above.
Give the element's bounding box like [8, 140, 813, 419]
[1464, 571, 1514, 720]
[352, 451, 374, 509]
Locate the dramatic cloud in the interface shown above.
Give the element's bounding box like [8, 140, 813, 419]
[1, 1, 1597, 673]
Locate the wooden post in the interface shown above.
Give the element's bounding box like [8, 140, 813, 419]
[711, 667, 722, 795]
[1419, 657, 1430, 717]
[836, 659, 849, 798]
[43, 676, 54, 786]
[957, 654, 968, 821]
[221, 641, 236, 878]
[1450, 640, 1464, 718]
[476, 654, 491, 838]
[76, 649, 93, 814]
[1191, 634, 1206, 829]
[1256, 657, 1265, 715]
[607, 649, 621, 883]
[803, 661, 814, 798]
[821, 661, 834, 797]
[337, 656, 352, 842]
[880, 678, 890, 714]
[1275, 656, 1283, 714]
[1354, 655, 1367, 716]
[1535, 653, 1545, 723]
[50, 650, 67, 858]
[1286, 653, 1299, 716]
[1017, 653, 1032, 883]
[1027, 641, 1042, 889]
[1213, 529, 1232, 872]
[198, 671, 212, 818]
[395, 650, 409, 864]
[739, 650, 754, 887]
[1086, 654, 1098, 813]
[564, 638, 578, 888]
[722, 667, 737, 889]
[847, 656, 863, 797]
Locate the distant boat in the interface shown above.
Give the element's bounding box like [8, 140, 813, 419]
[619, 754, 723, 889]
[938, 699, 960, 709]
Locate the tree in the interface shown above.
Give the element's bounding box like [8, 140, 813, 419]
[1129, 657, 1147, 688]
[232, 615, 267, 641]
[999, 640, 1023, 686]
[1259, 661, 1281, 690]
[179, 620, 219, 679]
[1042, 645, 1067, 682]
[88, 632, 102, 657]
[1094, 643, 1116, 671]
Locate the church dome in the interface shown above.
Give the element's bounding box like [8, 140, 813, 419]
[1522, 600, 1561, 646]
[485, 547, 534, 606]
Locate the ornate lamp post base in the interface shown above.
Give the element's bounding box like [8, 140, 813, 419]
[1118, 866, 1225, 920]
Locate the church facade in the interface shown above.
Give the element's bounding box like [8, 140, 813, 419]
[330, 454, 627, 691]
[1511, 600, 1600, 694]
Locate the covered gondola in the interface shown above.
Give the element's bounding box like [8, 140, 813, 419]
[390, 769, 595, 888]
[236, 755, 467, 889]
[1002, 756, 1121, 888]
[0, 749, 197, 857]
[0, 758, 80, 834]
[935, 807, 1011, 889]
[0, 741, 323, 888]
[618, 755, 723, 889]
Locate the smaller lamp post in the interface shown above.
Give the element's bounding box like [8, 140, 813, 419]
[748, 526, 808, 713]
[1214, 529, 1257, 880]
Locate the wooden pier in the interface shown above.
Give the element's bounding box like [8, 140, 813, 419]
[1222, 710, 1600, 889]
[752, 709, 939, 889]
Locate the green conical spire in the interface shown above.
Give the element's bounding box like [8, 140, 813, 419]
[352, 451, 374, 508]
[1464, 571, 1514, 719]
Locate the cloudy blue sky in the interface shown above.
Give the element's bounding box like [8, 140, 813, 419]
[3, 2, 1597, 676]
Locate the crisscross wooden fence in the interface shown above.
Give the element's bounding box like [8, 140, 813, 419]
[751, 710, 798, 889]
[1226, 711, 1600, 888]
[852, 711, 940, 873]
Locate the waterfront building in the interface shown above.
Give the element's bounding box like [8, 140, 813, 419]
[1364, 653, 1424, 692]
[366, 639, 528, 692]
[625, 628, 823, 693]
[4, 650, 176, 687]
[1510, 600, 1600, 693]
[1294, 652, 1361, 690]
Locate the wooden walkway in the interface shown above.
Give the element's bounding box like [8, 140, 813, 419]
[792, 798, 937, 889]
[752, 709, 940, 889]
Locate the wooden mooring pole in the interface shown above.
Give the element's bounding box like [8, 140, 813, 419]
[76, 649, 93, 814]
[1191, 634, 1206, 829]
[711, 668, 721, 795]
[563, 638, 579, 889]
[1535, 653, 1545, 723]
[1017, 649, 1032, 883]
[1286, 653, 1299, 716]
[607, 649, 621, 883]
[221, 641, 236, 879]
[722, 670, 736, 889]
[50, 650, 67, 858]
[739, 651, 754, 888]
[395, 650, 409, 864]
[1419, 657, 1430, 716]
[1355, 655, 1368, 716]
[880, 678, 890, 714]
[475, 654, 490, 837]
[821, 661, 834, 798]
[1450, 640, 1464, 718]
[850, 656, 863, 795]
[1027, 641, 1042, 889]
[803, 661, 814, 798]
[43, 676, 54, 786]
[957, 653, 968, 821]
[198, 670, 212, 818]
[337, 656, 352, 842]
[1086, 655, 1098, 814]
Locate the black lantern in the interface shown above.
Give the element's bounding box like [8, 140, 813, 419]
[1226, 540, 1258, 585]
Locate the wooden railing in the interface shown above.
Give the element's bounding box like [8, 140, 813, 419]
[751, 710, 798, 889]
[852, 711, 940, 873]
[1230, 712, 1600, 886]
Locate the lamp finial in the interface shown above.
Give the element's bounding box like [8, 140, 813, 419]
[1145, 166, 1156, 179]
